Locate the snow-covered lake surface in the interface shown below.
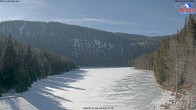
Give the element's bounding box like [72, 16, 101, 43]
[17, 67, 173, 110]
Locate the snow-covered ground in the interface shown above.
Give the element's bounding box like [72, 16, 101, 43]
[0, 96, 38, 110]
[1, 67, 176, 110]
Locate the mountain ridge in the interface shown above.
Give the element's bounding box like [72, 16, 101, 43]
[0, 20, 162, 67]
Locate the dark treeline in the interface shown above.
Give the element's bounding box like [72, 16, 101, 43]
[0, 34, 77, 95]
[133, 14, 196, 91]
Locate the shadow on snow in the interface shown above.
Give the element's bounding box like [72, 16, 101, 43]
[21, 70, 87, 110]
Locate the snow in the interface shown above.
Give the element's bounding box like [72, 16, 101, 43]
[19, 22, 25, 35]
[108, 43, 113, 49]
[0, 67, 178, 110]
[73, 38, 80, 47]
[73, 38, 114, 51]
[94, 39, 101, 48]
[147, 91, 176, 109]
[0, 96, 38, 110]
[131, 43, 144, 46]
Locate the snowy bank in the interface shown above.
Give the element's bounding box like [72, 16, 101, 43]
[0, 96, 38, 110]
[147, 91, 176, 110]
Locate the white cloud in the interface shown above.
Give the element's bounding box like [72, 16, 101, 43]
[53, 17, 152, 28]
[54, 17, 128, 25]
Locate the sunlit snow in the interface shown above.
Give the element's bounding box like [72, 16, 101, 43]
[10, 67, 174, 110]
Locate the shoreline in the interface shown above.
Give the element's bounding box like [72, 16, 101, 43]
[148, 90, 176, 110]
[151, 89, 192, 110]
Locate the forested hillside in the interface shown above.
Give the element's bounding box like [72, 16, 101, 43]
[0, 21, 162, 67]
[133, 14, 196, 91]
[0, 34, 77, 96]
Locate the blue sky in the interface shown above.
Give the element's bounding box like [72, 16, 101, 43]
[0, 0, 194, 36]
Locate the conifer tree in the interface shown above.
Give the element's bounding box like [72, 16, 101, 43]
[1, 36, 17, 90]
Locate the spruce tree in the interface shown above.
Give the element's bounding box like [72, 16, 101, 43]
[1, 36, 17, 91]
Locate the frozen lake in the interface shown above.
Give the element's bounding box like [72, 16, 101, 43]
[19, 67, 172, 110]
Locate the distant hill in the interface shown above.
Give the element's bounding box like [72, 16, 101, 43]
[0, 20, 162, 67]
